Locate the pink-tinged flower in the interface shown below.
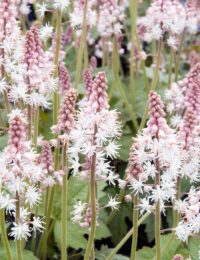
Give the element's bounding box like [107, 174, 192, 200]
[70, 0, 97, 31]
[58, 62, 71, 95]
[187, 50, 200, 67]
[146, 91, 172, 138]
[179, 109, 199, 148]
[175, 187, 200, 242]
[7, 109, 27, 154]
[80, 200, 99, 228]
[172, 255, 184, 260]
[165, 62, 200, 124]
[24, 26, 44, 87]
[0, 0, 17, 40]
[185, 0, 200, 34]
[138, 0, 186, 43]
[125, 91, 181, 211]
[23, 25, 55, 108]
[38, 141, 54, 174]
[83, 68, 93, 100]
[88, 71, 109, 112]
[126, 142, 144, 182]
[53, 88, 78, 134]
[184, 63, 200, 116]
[97, 0, 128, 37]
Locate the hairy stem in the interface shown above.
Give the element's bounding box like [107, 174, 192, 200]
[84, 126, 97, 260]
[33, 107, 39, 147]
[0, 209, 12, 260]
[38, 8, 62, 259]
[130, 194, 139, 260]
[53, 9, 62, 126]
[113, 35, 138, 130]
[168, 47, 174, 89]
[61, 143, 69, 260]
[16, 192, 23, 260]
[129, 0, 138, 106]
[174, 176, 181, 226]
[139, 39, 163, 130]
[74, 0, 88, 89]
[155, 167, 161, 260]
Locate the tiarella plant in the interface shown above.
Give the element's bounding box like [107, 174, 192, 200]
[0, 0, 200, 260]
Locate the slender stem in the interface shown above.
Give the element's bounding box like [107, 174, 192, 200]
[106, 212, 150, 260]
[31, 207, 38, 253]
[84, 126, 97, 260]
[139, 39, 163, 130]
[151, 40, 163, 91]
[155, 166, 161, 260]
[27, 105, 32, 140]
[16, 192, 23, 260]
[168, 47, 174, 89]
[130, 0, 150, 93]
[174, 176, 181, 227]
[33, 107, 39, 147]
[31, 107, 40, 253]
[0, 209, 12, 260]
[113, 36, 138, 130]
[53, 9, 62, 126]
[38, 7, 62, 258]
[130, 194, 139, 260]
[27, 77, 32, 140]
[74, 0, 88, 89]
[37, 187, 50, 258]
[61, 143, 69, 260]
[129, 0, 138, 106]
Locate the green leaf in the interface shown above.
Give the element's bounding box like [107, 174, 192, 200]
[0, 134, 8, 151]
[54, 220, 87, 250]
[109, 202, 132, 244]
[95, 221, 111, 240]
[118, 134, 132, 161]
[0, 242, 38, 260]
[160, 234, 180, 260]
[188, 236, 200, 260]
[136, 246, 155, 260]
[96, 245, 129, 260]
[175, 244, 190, 258]
[144, 213, 155, 243]
[53, 177, 110, 250]
[135, 234, 181, 260]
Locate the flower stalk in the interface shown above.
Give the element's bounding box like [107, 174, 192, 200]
[155, 163, 161, 260]
[84, 126, 97, 260]
[74, 0, 88, 89]
[61, 141, 69, 260]
[130, 193, 139, 260]
[16, 192, 23, 260]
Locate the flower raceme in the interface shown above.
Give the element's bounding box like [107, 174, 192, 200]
[52, 88, 78, 134]
[0, 109, 44, 240]
[125, 91, 182, 212]
[138, 0, 186, 46]
[70, 71, 121, 227]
